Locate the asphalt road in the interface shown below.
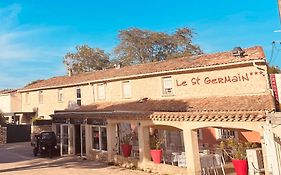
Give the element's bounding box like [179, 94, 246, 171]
[0, 142, 150, 175]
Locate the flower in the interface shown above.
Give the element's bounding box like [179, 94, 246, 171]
[120, 130, 134, 144]
[150, 134, 165, 150]
[219, 138, 257, 160]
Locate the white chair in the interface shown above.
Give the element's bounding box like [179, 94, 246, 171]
[212, 154, 226, 175]
[177, 154, 187, 167]
[171, 152, 180, 166]
[132, 146, 139, 158]
[200, 155, 212, 175]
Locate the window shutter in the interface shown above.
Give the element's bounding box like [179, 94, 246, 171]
[122, 81, 131, 98]
[162, 77, 173, 94]
[215, 128, 222, 139]
[234, 131, 239, 139]
[97, 84, 105, 100]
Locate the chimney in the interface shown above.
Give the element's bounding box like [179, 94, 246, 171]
[232, 47, 245, 58]
[114, 63, 122, 69]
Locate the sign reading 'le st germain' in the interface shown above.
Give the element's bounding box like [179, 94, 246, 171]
[176, 72, 264, 86]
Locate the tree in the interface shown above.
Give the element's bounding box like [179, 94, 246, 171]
[268, 65, 281, 74]
[114, 27, 203, 66]
[25, 79, 44, 87]
[63, 45, 110, 74]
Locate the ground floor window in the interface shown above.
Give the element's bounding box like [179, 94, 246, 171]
[55, 124, 61, 144]
[92, 126, 107, 151]
[216, 128, 238, 139]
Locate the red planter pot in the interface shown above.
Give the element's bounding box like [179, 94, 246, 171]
[121, 144, 132, 158]
[232, 159, 248, 175]
[150, 149, 162, 164]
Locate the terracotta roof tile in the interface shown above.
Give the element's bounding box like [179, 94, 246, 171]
[0, 89, 17, 94]
[76, 94, 275, 112]
[94, 110, 266, 122]
[22, 46, 265, 91]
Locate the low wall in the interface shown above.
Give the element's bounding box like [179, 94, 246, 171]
[138, 161, 188, 175]
[88, 151, 188, 175]
[0, 126, 7, 144]
[88, 149, 108, 162]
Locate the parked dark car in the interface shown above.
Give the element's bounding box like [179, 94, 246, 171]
[31, 131, 59, 158]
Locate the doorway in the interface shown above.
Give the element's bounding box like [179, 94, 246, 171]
[74, 124, 86, 156]
[61, 124, 69, 155]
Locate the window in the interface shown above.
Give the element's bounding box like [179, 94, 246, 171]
[122, 81, 131, 98]
[25, 93, 30, 104]
[76, 88, 81, 106]
[97, 83, 106, 100]
[197, 129, 203, 140]
[58, 89, 63, 102]
[216, 129, 238, 139]
[55, 124, 61, 144]
[92, 126, 107, 151]
[39, 91, 43, 104]
[162, 77, 173, 95]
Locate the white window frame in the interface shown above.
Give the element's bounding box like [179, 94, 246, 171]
[58, 88, 63, 102]
[122, 81, 131, 99]
[76, 87, 82, 106]
[162, 76, 174, 96]
[39, 91, 43, 104]
[91, 125, 107, 151]
[97, 83, 106, 100]
[25, 92, 30, 105]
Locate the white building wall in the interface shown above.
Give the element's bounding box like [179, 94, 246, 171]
[0, 94, 11, 113]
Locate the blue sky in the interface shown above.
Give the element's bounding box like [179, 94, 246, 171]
[0, 0, 280, 89]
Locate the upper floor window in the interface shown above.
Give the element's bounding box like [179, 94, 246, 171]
[162, 77, 173, 95]
[97, 83, 106, 100]
[58, 89, 63, 102]
[25, 92, 30, 104]
[122, 81, 131, 98]
[39, 91, 43, 104]
[76, 87, 81, 106]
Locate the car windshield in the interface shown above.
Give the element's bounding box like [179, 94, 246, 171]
[41, 133, 54, 140]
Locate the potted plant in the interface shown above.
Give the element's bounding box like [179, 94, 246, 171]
[120, 132, 133, 158]
[219, 138, 257, 175]
[150, 134, 165, 164]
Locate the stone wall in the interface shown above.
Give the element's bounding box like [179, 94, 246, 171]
[88, 149, 108, 162]
[111, 155, 138, 169]
[0, 126, 7, 144]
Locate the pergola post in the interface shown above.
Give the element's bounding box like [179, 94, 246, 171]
[183, 127, 201, 175]
[138, 124, 151, 165]
[107, 122, 117, 162]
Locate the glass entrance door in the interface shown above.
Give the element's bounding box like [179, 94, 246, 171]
[61, 125, 69, 155]
[80, 125, 86, 157]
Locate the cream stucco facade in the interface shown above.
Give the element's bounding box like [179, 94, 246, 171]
[21, 62, 270, 118]
[0, 90, 23, 124]
[0, 90, 21, 113]
[18, 46, 278, 175]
